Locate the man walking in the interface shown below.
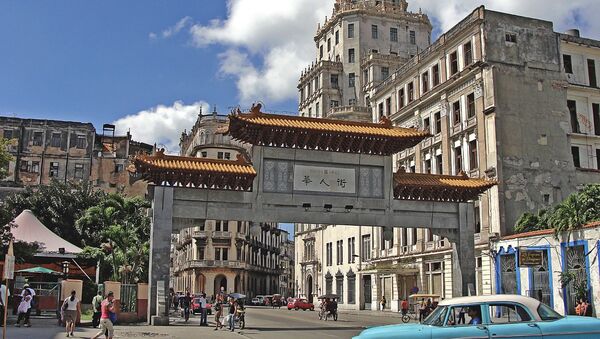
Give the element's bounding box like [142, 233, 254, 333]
[91, 290, 103, 328]
[92, 291, 115, 339]
[199, 293, 208, 326]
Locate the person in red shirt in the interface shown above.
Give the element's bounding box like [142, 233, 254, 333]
[91, 291, 115, 339]
[401, 299, 409, 316]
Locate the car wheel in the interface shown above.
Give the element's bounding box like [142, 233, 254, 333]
[295, 307, 299, 311]
[310, 306, 314, 311]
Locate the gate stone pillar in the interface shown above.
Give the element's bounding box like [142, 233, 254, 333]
[148, 186, 173, 325]
[450, 202, 476, 297]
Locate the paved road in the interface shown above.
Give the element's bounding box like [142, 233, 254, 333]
[4, 307, 408, 339]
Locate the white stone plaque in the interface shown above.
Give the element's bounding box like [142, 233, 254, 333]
[293, 165, 356, 194]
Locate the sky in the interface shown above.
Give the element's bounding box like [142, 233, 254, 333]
[2, 1, 599, 236]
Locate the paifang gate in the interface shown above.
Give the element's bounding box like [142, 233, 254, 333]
[132, 105, 496, 325]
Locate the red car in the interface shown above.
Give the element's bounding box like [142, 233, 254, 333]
[287, 298, 314, 311]
[192, 297, 213, 315]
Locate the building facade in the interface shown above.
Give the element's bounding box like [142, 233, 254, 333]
[295, 2, 600, 312]
[368, 6, 600, 308]
[170, 109, 284, 298]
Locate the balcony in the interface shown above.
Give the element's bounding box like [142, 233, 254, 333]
[235, 232, 248, 241]
[212, 231, 232, 239]
[192, 229, 209, 239]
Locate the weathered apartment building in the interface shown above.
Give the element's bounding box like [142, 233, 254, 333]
[295, 0, 600, 312]
[170, 109, 291, 298]
[0, 117, 153, 195]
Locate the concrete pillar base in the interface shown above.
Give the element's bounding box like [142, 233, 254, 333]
[150, 315, 170, 326]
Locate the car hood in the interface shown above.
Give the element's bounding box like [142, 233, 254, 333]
[354, 324, 430, 339]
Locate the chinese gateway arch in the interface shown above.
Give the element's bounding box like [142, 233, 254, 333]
[133, 105, 496, 325]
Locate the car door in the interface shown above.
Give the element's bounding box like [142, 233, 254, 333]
[485, 303, 543, 338]
[431, 305, 489, 339]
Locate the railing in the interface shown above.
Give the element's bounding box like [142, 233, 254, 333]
[192, 230, 209, 238]
[120, 284, 137, 313]
[212, 231, 231, 239]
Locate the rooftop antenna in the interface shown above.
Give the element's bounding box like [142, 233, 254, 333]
[212, 104, 217, 116]
[198, 105, 203, 117]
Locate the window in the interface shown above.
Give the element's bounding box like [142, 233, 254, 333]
[593, 103, 600, 135]
[571, 146, 580, 168]
[446, 305, 482, 326]
[336, 240, 343, 265]
[467, 93, 476, 118]
[336, 273, 344, 304]
[326, 243, 333, 266]
[327, 38, 331, 52]
[347, 238, 352, 264]
[224, 152, 231, 160]
[398, 88, 405, 109]
[537, 303, 562, 321]
[422, 71, 429, 93]
[452, 101, 461, 125]
[331, 100, 339, 108]
[201, 151, 207, 158]
[411, 228, 417, 245]
[316, 103, 320, 117]
[328, 74, 339, 91]
[378, 103, 384, 118]
[20, 160, 28, 172]
[348, 73, 355, 87]
[464, 41, 473, 66]
[434, 112, 441, 134]
[563, 54, 573, 74]
[424, 158, 432, 174]
[408, 82, 414, 102]
[76, 135, 86, 149]
[348, 23, 354, 39]
[3, 130, 12, 140]
[114, 164, 124, 173]
[450, 51, 458, 75]
[347, 273, 356, 304]
[325, 273, 333, 294]
[348, 48, 355, 63]
[385, 97, 391, 116]
[215, 248, 228, 261]
[217, 152, 224, 159]
[454, 145, 463, 174]
[567, 100, 580, 133]
[50, 132, 62, 147]
[488, 304, 531, 324]
[469, 140, 478, 170]
[505, 33, 517, 43]
[349, 98, 356, 106]
[390, 27, 398, 42]
[588, 59, 597, 87]
[32, 132, 43, 146]
[436, 154, 443, 174]
[74, 163, 84, 179]
[424, 117, 431, 133]
[361, 235, 371, 261]
[409, 30, 416, 44]
[336, 55, 340, 62]
[596, 149, 600, 169]
[335, 30, 339, 44]
[381, 66, 389, 80]
[432, 64, 440, 86]
[372, 25, 378, 39]
[49, 162, 59, 177]
[319, 45, 323, 59]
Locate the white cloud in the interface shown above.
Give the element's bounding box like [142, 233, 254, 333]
[150, 16, 192, 40]
[112, 101, 208, 154]
[185, 0, 600, 104]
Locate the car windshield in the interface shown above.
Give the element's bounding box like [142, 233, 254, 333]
[537, 303, 563, 321]
[422, 305, 448, 326]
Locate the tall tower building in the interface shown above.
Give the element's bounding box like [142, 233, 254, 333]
[294, 0, 432, 310]
[298, 0, 431, 122]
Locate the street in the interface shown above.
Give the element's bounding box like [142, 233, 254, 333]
[4, 307, 407, 339]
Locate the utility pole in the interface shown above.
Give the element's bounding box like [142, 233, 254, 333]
[3, 240, 15, 339]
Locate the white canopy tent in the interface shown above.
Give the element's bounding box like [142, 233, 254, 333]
[10, 209, 82, 254]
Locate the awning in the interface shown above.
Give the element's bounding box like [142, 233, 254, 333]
[16, 266, 62, 275]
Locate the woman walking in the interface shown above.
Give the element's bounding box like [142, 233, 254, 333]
[214, 294, 224, 330]
[62, 290, 81, 337]
[91, 291, 115, 339]
[227, 297, 238, 332]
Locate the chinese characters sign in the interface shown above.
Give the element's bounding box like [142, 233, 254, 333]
[293, 165, 356, 194]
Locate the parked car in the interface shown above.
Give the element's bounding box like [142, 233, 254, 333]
[251, 297, 261, 306]
[191, 298, 213, 315]
[353, 295, 600, 339]
[287, 298, 314, 311]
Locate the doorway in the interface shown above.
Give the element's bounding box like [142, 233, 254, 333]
[307, 275, 313, 303]
[363, 275, 372, 310]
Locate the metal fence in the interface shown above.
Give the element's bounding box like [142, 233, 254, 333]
[120, 284, 137, 313]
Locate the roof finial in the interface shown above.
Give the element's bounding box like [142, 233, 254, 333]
[212, 105, 217, 116]
[250, 102, 262, 116]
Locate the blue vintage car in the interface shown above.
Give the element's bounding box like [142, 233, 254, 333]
[353, 295, 600, 339]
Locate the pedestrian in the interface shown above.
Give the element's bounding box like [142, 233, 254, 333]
[92, 290, 103, 328]
[401, 298, 409, 316]
[181, 291, 191, 322]
[576, 297, 589, 316]
[214, 294, 224, 330]
[16, 294, 32, 327]
[380, 296, 386, 311]
[92, 291, 115, 339]
[227, 297, 237, 332]
[418, 298, 427, 322]
[62, 290, 81, 337]
[20, 283, 35, 327]
[199, 293, 208, 326]
[0, 282, 9, 327]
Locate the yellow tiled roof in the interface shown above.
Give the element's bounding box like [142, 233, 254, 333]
[134, 152, 256, 175]
[394, 172, 496, 189]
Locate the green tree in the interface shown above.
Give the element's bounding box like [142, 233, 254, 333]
[76, 194, 151, 283]
[0, 137, 13, 179]
[514, 209, 549, 233]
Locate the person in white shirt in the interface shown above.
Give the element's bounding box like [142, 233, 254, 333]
[18, 284, 35, 327]
[0, 283, 9, 326]
[199, 293, 208, 326]
[61, 290, 80, 337]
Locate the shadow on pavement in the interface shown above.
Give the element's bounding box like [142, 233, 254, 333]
[243, 326, 365, 332]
